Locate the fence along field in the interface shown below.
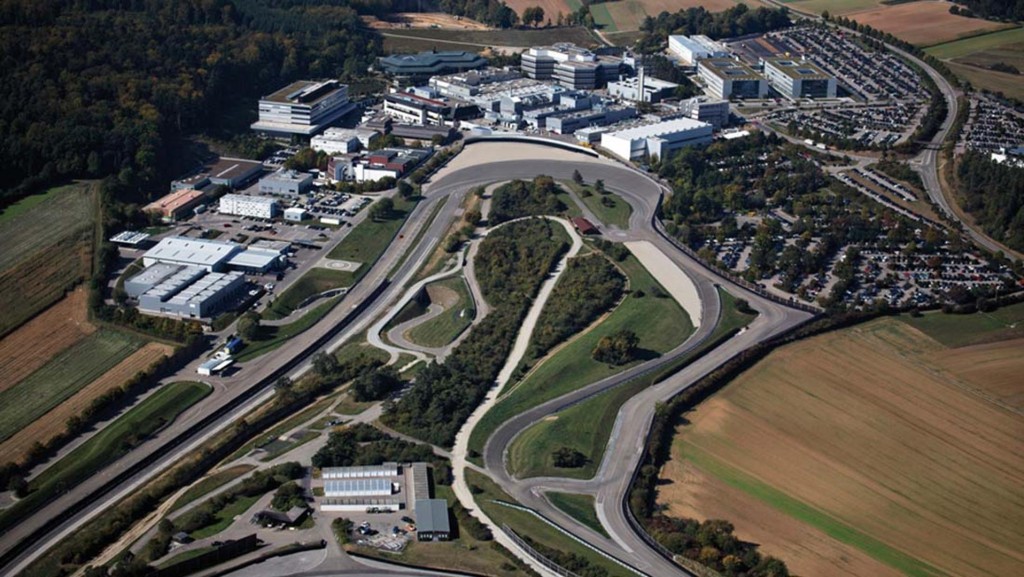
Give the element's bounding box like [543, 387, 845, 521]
[0, 329, 143, 447]
[658, 317, 1024, 577]
[0, 183, 96, 337]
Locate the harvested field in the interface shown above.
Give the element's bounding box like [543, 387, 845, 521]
[785, 0, 884, 16]
[945, 61, 1024, 101]
[0, 288, 94, 394]
[505, 0, 577, 23]
[363, 12, 490, 30]
[0, 342, 174, 464]
[0, 330, 143, 446]
[849, 1, 1012, 46]
[930, 338, 1024, 412]
[926, 26, 1024, 60]
[659, 318, 1024, 577]
[0, 183, 96, 337]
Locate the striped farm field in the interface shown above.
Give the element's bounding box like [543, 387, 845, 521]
[849, 1, 1012, 47]
[0, 341, 174, 463]
[659, 317, 1024, 577]
[0, 182, 96, 337]
[0, 329, 143, 446]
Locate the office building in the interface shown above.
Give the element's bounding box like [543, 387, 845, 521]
[251, 80, 356, 137]
[698, 58, 768, 100]
[311, 128, 379, 154]
[680, 96, 731, 129]
[383, 91, 451, 126]
[259, 169, 314, 197]
[668, 35, 729, 64]
[143, 189, 207, 221]
[546, 105, 637, 135]
[352, 148, 432, 182]
[601, 117, 713, 161]
[762, 58, 837, 99]
[428, 68, 521, 99]
[522, 43, 622, 89]
[218, 194, 279, 219]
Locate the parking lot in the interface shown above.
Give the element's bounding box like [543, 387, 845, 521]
[958, 94, 1024, 153]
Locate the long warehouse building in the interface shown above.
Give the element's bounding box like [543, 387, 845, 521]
[601, 117, 713, 162]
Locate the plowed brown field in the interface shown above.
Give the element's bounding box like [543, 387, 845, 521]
[0, 342, 173, 464]
[0, 288, 94, 394]
[850, 1, 1012, 46]
[659, 319, 1024, 577]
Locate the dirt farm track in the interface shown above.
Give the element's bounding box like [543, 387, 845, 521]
[659, 317, 1024, 577]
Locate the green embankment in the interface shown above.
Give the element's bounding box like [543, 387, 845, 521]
[0, 329, 143, 444]
[469, 255, 692, 458]
[265, 268, 354, 320]
[237, 297, 340, 361]
[506, 288, 756, 479]
[0, 381, 210, 531]
[546, 492, 608, 538]
[898, 301, 1024, 347]
[406, 276, 474, 348]
[171, 465, 256, 512]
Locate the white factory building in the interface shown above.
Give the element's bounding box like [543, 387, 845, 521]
[607, 74, 679, 103]
[218, 194, 279, 219]
[762, 58, 837, 99]
[669, 35, 730, 64]
[310, 127, 379, 154]
[250, 80, 357, 137]
[680, 96, 731, 129]
[601, 117, 713, 162]
[259, 169, 314, 197]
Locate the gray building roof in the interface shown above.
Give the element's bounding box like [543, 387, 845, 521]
[415, 499, 450, 534]
[144, 236, 242, 269]
[379, 51, 487, 77]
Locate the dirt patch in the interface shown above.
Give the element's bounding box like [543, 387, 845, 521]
[0, 288, 95, 394]
[425, 283, 460, 310]
[363, 12, 491, 30]
[505, 0, 576, 22]
[850, 1, 1012, 46]
[0, 342, 174, 464]
[660, 454, 903, 577]
[660, 319, 1024, 577]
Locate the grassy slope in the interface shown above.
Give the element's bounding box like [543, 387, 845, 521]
[546, 492, 608, 538]
[0, 382, 210, 531]
[507, 288, 755, 479]
[898, 301, 1024, 347]
[266, 268, 354, 320]
[171, 465, 257, 512]
[237, 297, 341, 361]
[925, 26, 1024, 60]
[0, 329, 142, 443]
[406, 276, 474, 348]
[470, 255, 692, 458]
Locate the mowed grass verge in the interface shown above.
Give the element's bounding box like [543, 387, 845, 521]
[470, 254, 692, 459]
[406, 276, 474, 348]
[659, 317, 1024, 577]
[0, 330, 142, 444]
[237, 297, 340, 362]
[265, 268, 353, 320]
[171, 465, 257, 512]
[898, 300, 1024, 347]
[546, 492, 608, 538]
[0, 381, 210, 532]
[507, 288, 754, 479]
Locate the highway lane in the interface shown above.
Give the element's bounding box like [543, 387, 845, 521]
[432, 141, 813, 576]
[0, 179, 476, 575]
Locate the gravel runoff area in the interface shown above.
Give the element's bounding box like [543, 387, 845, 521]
[624, 240, 703, 329]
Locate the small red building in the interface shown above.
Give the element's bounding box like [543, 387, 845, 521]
[571, 217, 599, 235]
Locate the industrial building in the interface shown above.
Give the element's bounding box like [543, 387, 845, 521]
[522, 43, 622, 89]
[680, 96, 731, 129]
[225, 246, 282, 274]
[251, 80, 357, 137]
[668, 35, 730, 64]
[143, 188, 207, 221]
[378, 50, 487, 83]
[110, 231, 151, 247]
[319, 463, 407, 512]
[428, 68, 521, 100]
[323, 465, 400, 479]
[607, 75, 679, 103]
[143, 236, 242, 271]
[383, 91, 452, 126]
[546, 105, 637, 135]
[601, 117, 713, 161]
[259, 169, 314, 197]
[324, 478, 395, 498]
[137, 268, 245, 319]
[762, 58, 837, 99]
[698, 58, 768, 100]
[352, 148, 432, 182]
[311, 128, 379, 154]
[206, 158, 264, 189]
[218, 194, 279, 219]
[284, 207, 308, 222]
[414, 499, 451, 542]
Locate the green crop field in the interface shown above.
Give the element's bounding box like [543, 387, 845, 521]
[782, 0, 882, 16]
[0, 183, 97, 336]
[898, 301, 1024, 348]
[507, 288, 755, 478]
[546, 492, 608, 538]
[406, 276, 474, 347]
[925, 27, 1024, 99]
[0, 381, 210, 533]
[0, 330, 142, 444]
[470, 254, 693, 458]
[925, 27, 1024, 60]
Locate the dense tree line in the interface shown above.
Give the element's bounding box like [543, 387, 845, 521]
[527, 254, 625, 359]
[521, 535, 608, 577]
[490, 175, 567, 224]
[646, 517, 789, 577]
[175, 462, 304, 533]
[0, 0, 380, 208]
[382, 219, 568, 445]
[310, 423, 437, 468]
[350, 365, 403, 401]
[635, 5, 791, 53]
[950, 0, 1024, 21]
[436, 0, 519, 28]
[956, 150, 1024, 251]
